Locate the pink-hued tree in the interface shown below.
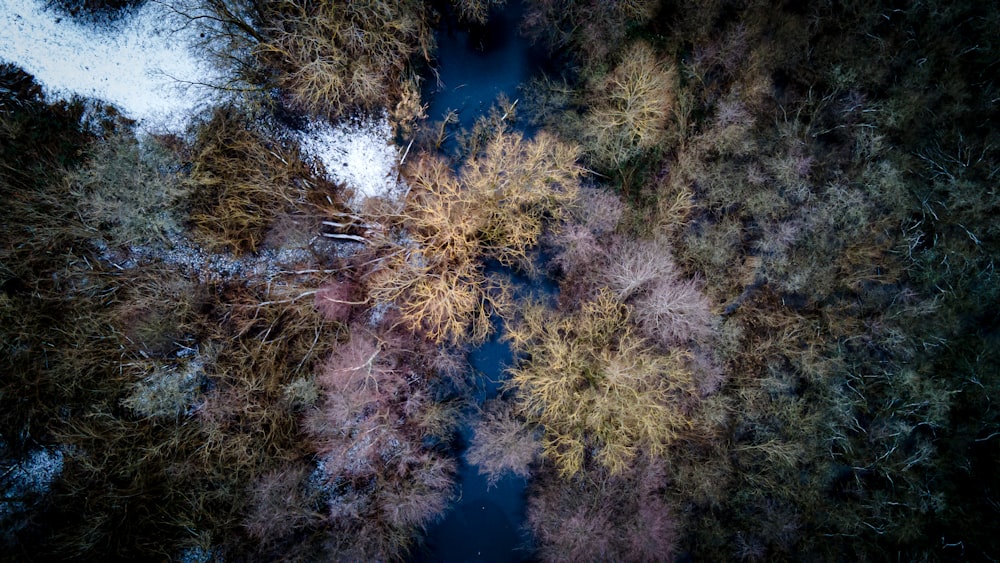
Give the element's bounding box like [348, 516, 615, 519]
[302, 328, 457, 560]
[313, 279, 365, 323]
[466, 399, 543, 487]
[526, 458, 677, 562]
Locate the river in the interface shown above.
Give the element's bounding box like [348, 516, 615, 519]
[412, 4, 556, 560]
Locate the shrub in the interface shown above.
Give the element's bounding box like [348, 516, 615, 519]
[0, 67, 118, 449]
[1, 66, 93, 268]
[466, 399, 542, 486]
[460, 131, 582, 265]
[365, 131, 581, 344]
[522, 0, 659, 64]
[242, 465, 322, 546]
[169, 0, 271, 103]
[600, 237, 678, 301]
[557, 235, 716, 347]
[451, 0, 506, 24]
[314, 279, 365, 323]
[121, 359, 207, 419]
[681, 214, 746, 297]
[505, 288, 697, 476]
[581, 42, 677, 173]
[367, 232, 507, 345]
[526, 459, 677, 562]
[304, 329, 457, 559]
[184, 107, 313, 254]
[188, 278, 337, 523]
[176, 0, 434, 116]
[548, 186, 623, 272]
[71, 133, 187, 246]
[634, 276, 715, 346]
[255, 0, 433, 117]
[112, 265, 207, 357]
[363, 153, 485, 344]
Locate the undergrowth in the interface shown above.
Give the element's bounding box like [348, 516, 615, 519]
[4, 0, 1000, 560]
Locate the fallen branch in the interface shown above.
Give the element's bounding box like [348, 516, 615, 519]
[322, 233, 368, 243]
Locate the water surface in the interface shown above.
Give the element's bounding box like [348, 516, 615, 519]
[422, 0, 550, 143]
[414, 259, 557, 562]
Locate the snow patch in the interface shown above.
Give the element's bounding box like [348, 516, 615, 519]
[1, 445, 64, 518]
[298, 116, 408, 210]
[127, 240, 317, 282]
[123, 354, 208, 419]
[0, 0, 218, 131]
[94, 234, 340, 283]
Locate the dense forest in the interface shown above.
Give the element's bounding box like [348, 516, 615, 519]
[2, 0, 998, 561]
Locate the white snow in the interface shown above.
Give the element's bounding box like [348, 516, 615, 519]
[125, 238, 319, 282]
[93, 234, 342, 283]
[0, 0, 218, 131]
[123, 354, 207, 418]
[298, 116, 408, 210]
[0, 0, 408, 204]
[1, 445, 64, 518]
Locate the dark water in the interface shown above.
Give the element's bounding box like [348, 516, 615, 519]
[422, 0, 550, 139]
[414, 424, 531, 563]
[413, 260, 557, 562]
[414, 261, 557, 563]
[412, 4, 557, 560]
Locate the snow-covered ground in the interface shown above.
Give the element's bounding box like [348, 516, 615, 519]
[102, 236, 326, 282]
[0, 0, 217, 131]
[298, 116, 408, 210]
[1, 0, 406, 209]
[1, 444, 64, 519]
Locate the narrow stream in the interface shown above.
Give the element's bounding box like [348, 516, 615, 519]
[412, 3, 555, 560]
[421, 0, 550, 135]
[414, 263, 556, 562]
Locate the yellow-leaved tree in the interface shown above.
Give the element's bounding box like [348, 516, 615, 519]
[505, 288, 697, 476]
[366, 131, 581, 344]
[583, 41, 677, 173]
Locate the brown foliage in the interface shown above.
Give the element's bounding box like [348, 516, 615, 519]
[184, 107, 314, 254]
[634, 276, 715, 346]
[582, 42, 677, 172]
[243, 465, 322, 545]
[365, 131, 581, 344]
[255, 0, 433, 116]
[601, 237, 679, 301]
[556, 232, 716, 348]
[367, 246, 508, 345]
[185, 279, 337, 546]
[304, 328, 457, 559]
[70, 132, 187, 247]
[466, 399, 542, 486]
[451, 0, 506, 24]
[314, 279, 365, 323]
[522, 0, 658, 64]
[506, 289, 697, 476]
[526, 459, 677, 562]
[458, 130, 582, 265]
[549, 186, 623, 276]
